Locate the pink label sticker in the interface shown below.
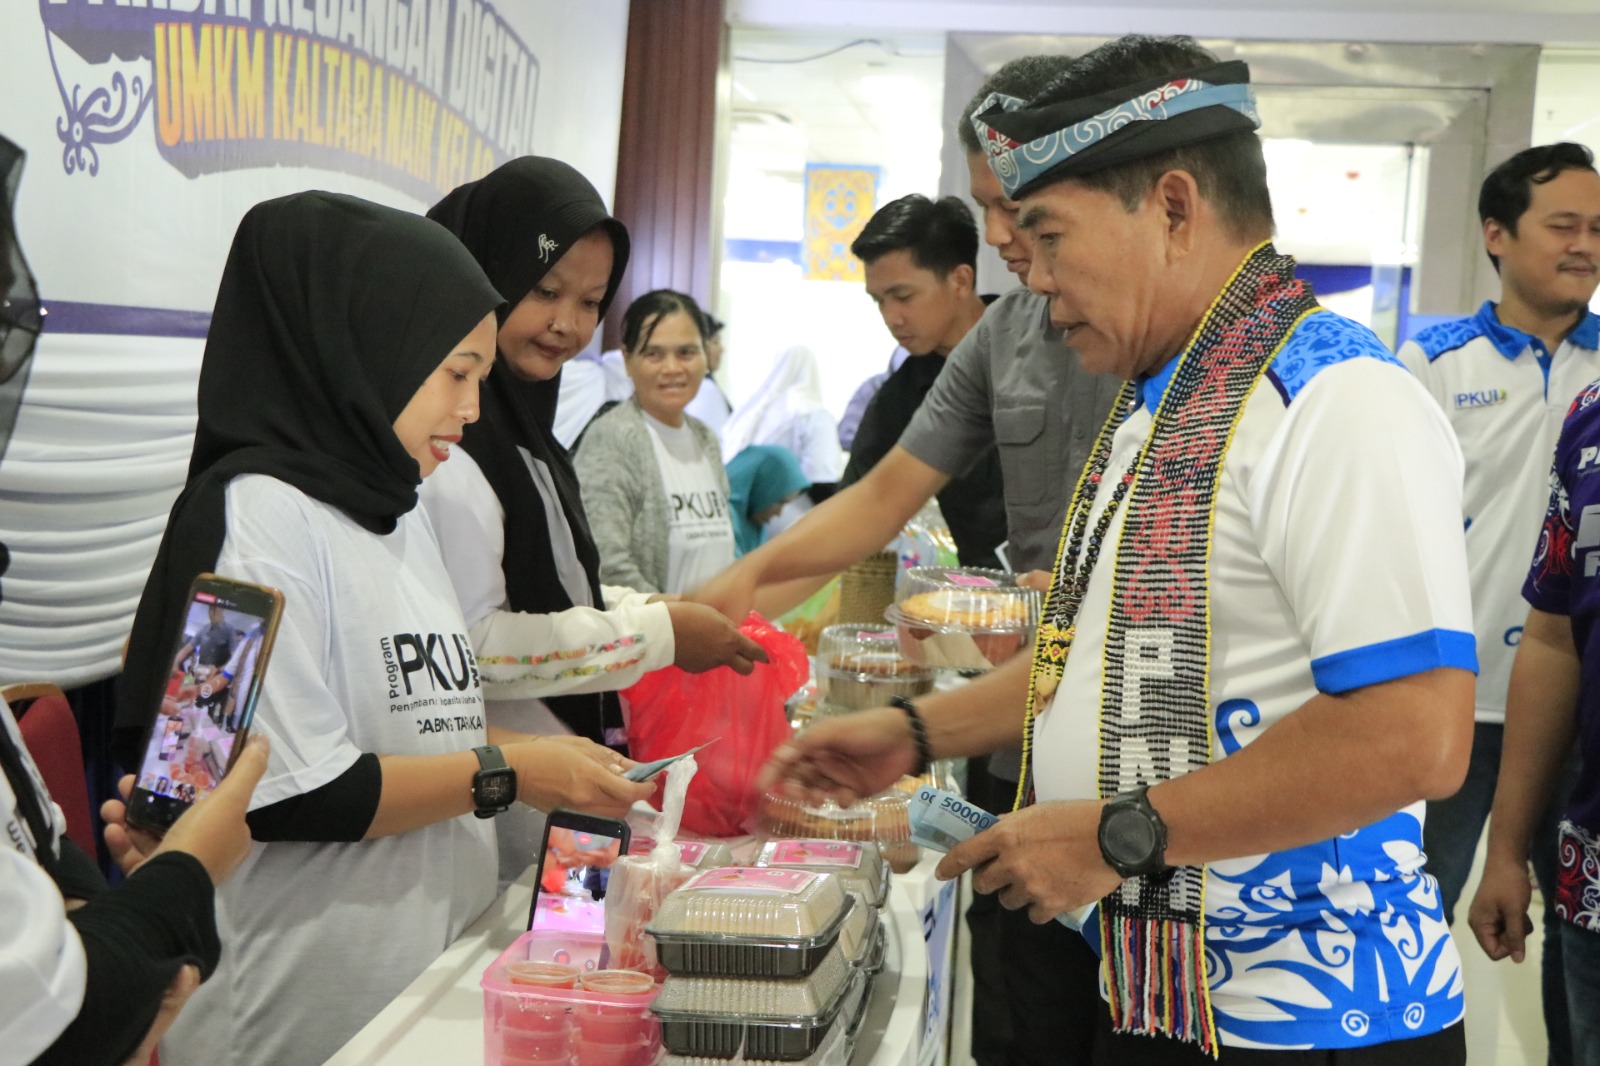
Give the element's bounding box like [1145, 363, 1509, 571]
[946, 572, 999, 588]
[770, 840, 863, 867]
[627, 838, 709, 865]
[683, 866, 816, 894]
[856, 630, 894, 641]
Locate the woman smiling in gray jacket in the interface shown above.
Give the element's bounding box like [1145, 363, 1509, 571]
[576, 291, 735, 595]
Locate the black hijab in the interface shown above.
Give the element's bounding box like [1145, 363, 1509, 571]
[427, 158, 630, 744]
[113, 192, 504, 766]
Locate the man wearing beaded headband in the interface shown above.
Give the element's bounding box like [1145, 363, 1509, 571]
[703, 55, 1120, 1066]
[761, 34, 1475, 1062]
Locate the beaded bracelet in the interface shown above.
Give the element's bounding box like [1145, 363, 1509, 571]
[889, 696, 932, 777]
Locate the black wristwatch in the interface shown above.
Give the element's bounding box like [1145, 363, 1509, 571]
[1097, 785, 1169, 879]
[471, 745, 517, 819]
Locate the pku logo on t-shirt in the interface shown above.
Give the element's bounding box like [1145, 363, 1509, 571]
[1454, 388, 1508, 410]
[380, 632, 481, 699]
[672, 490, 727, 521]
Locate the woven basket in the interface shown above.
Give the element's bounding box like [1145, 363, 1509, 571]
[837, 550, 899, 626]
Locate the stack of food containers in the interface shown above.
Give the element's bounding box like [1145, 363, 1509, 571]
[647, 868, 872, 1064]
[480, 931, 662, 1066]
[755, 839, 888, 975]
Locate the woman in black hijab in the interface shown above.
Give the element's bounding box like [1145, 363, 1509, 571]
[421, 160, 761, 777]
[114, 191, 651, 1066]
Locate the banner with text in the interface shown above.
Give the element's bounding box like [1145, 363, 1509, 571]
[0, 0, 630, 689]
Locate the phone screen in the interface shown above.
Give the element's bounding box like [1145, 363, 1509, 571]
[529, 812, 630, 935]
[128, 575, 281, 833]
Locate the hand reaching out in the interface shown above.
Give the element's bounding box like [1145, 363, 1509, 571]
[756, 706, 917, 808]
[665, 602, 768, 675]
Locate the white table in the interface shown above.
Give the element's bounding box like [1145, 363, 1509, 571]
[326, 856, 944, 1066]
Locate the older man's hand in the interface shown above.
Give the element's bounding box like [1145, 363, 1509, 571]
[935, 799, 1122, 923]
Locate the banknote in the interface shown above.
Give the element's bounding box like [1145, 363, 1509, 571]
[909, 784, 1096, 933]
[907, 785, 998, 852]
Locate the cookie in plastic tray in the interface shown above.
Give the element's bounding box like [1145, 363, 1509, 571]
[815, 624, 935, 712]
[757, 790, 919, 874]
[652, 952, 864, 1062]
[884, 567, 1041, 670]
[756, 839, 891, 909]
[646, 867, 851, 978]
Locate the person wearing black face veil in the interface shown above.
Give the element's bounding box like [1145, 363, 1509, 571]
[423, 158, 764, 882]
[114, 192, 651, 1066]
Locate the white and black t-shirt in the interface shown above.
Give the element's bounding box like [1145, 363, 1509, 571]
[0, 697, 84, 1064]
[642, 411, 735, 594]
[161, 474, 496, 1066]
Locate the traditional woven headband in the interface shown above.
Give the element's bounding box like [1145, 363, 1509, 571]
[971, 66, 1261, 199]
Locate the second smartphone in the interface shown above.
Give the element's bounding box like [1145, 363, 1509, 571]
[125, 573, 284, 835]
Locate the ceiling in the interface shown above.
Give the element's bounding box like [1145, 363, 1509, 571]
[728, 0, 1600, 47]
[723, 26, 1600, 267]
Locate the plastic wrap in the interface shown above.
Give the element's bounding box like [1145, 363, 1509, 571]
[604, 757, 696, 976]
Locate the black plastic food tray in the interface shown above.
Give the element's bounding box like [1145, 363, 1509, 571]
[650, 896, 855, 978]
[654, 973, 864, 1061]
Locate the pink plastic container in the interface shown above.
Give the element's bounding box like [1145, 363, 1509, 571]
[484, 931, 662, 1066]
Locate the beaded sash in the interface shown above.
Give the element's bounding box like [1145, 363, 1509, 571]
[1019, 242, 1318, 1056]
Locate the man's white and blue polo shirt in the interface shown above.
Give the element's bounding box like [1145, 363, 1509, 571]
[1037, 308, 1476, 1050]
[1398, 300, 1600, 723]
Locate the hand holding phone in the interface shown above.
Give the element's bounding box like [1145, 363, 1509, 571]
[127, 574, 284, 836]
[106, 734, 271, 883]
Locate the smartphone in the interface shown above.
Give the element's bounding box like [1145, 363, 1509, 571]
[527, 809, 631, 934]
[126, 573, 284, 835]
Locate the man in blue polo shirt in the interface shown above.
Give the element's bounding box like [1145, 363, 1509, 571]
[1398, 141, 1600, 1066]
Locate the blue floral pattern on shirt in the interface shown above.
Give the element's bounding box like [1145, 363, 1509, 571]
[1266, 311, 1403, 405]
[1204, 806, 1462, 1048]
[1208, 696, 1462, 1047]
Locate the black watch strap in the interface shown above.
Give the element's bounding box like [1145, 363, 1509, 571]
[1097, 785, 1170, 879]
[471, 744, 516, 819]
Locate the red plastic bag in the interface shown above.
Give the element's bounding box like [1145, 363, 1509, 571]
[621, 613, 808, 837]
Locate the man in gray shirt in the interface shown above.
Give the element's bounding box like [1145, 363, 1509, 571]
[695, 55, 1120, 1066]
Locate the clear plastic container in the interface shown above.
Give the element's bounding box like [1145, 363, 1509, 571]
[834, 891, 882, 970]
[652, 951, 864, 1061]
[482, 930, 661, 1066]
[885, 567, 1041, 671]
[755, 839, 891, 909]
[756, 790, 919, 874]
[646, 867, 852, 977]
[815, 625, 935, 712]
